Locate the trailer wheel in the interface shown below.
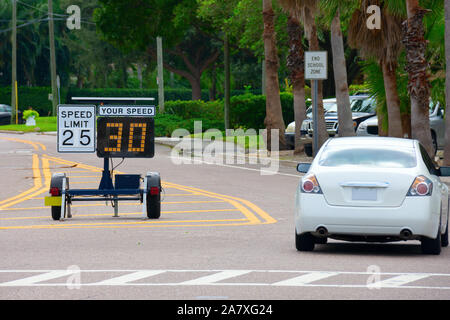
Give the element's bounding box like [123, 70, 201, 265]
[51, 206, 61, 221]
[146, 192, 161, 219]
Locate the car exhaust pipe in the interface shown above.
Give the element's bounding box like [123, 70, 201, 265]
[400, 229, 413, 240]
[316, 226, 328, 237]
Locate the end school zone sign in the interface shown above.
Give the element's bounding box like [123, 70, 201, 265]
[57, 105, 96, 153]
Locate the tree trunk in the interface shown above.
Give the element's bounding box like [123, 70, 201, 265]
[330, 9, 354, 137]
[381, 61, 403, 138]
[187, 75, 202, 100]
[263, 0, 287, 151]
[287, 16, 307, 154]
[403, 0, 433, 157]
[444, 0, 450, 165]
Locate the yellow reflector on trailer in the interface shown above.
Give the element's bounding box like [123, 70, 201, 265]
[45, 196, 62, 206]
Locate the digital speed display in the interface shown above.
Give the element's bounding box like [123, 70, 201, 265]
[97, 117, 154, 158]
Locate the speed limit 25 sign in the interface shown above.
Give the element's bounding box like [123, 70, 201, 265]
[57, 105, 96, 153]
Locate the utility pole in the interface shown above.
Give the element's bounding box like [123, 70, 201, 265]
[11, 0, 17, 123]
[157, 36, 164, 113]
[48, 0, 58, 116]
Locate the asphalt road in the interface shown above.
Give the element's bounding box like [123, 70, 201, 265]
[0, 132, 449, 300]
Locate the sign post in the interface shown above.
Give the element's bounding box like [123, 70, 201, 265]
[305, 51, 328, 156]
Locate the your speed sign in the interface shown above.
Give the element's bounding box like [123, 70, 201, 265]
[57, 105, 96, 153]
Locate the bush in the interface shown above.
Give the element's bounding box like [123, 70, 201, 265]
[154, 113, 224, 137]
[23, 109, 40, 120]
[229, 92, 294, 129]
[164, 100, 223, 121]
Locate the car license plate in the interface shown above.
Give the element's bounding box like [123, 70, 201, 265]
[352, 187, 377, 201]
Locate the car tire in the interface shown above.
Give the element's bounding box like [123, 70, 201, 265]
[431, 131, 437, 156]
[441, 220, 448, 248]
[295, 231, 315, 251]
[304, 143, 313, 157]
[421, 229, 441, 255]
[315, 237, 328, 245]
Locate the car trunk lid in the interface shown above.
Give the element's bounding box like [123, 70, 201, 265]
[316, 168, 417, 207]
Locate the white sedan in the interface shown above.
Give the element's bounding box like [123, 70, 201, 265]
[295, 137, 449, 254]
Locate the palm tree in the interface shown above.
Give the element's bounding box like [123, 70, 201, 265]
[286, 15, 307, 153]
[403, 0, 433, 157]
[321, 1, 356, 137]
[348, 0, 404, 138]
[279, 0, 328, 152]
[263, 0, 287, 151]
[444, 0, 450, 165]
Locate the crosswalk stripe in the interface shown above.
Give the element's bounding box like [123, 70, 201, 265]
[272, 272, 338, 286]
[92, 271, 166, 285]
[179, 270, 251, 285]
[368, 274, 430, 288]
[0, 270, 72, 286]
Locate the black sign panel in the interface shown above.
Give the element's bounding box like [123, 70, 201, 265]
[97, 117, 154, 158]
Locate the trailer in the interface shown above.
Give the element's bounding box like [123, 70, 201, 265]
[44, 98, 161, 220]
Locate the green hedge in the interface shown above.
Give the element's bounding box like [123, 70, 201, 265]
[155, 113, 224, 137]
[230, 92, 294, 129]
[0, 86, 68, 116]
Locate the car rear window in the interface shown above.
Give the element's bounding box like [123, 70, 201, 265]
[318, 147, 417, 168]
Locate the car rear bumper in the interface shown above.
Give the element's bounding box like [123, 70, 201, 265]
[295, 193, 440, 239]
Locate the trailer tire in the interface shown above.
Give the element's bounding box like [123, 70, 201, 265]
[146, 193, 161, 219]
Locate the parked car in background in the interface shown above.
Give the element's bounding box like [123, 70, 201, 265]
[285, 95, 376, 150]
[0, 104, 24, 125]
[0, 104, 12, 125]
[357, 101, 444, 154]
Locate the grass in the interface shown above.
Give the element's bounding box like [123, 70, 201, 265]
[189, 131, 265, 150]
[0, 117, 57, 132]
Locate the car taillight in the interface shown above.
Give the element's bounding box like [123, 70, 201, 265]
[407, 176, 433, 196]
[49, 187, 61, 196]
[301, 174, 322, 194]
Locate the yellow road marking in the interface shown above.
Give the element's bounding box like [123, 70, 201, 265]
[164, 182, 277, 224]
[0, 218, 249, 230]
[0, 154, 42, 207]
[0, 144, 276, 229]
[0, 137, 46, 151]
[1, 200, 227, 212]
[0, 209, 241, 221]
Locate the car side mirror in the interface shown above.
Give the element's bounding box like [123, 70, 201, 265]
[438, 166, 450, 177]
[297, 163, 311, 173]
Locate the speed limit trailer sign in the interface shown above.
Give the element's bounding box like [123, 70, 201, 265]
[57, 105, 96, 153]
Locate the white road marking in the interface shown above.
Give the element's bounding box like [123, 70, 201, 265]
[272, 272, 338, 286]
[0, 270, 72, 286]
[168, 155, 301, 178]
[91, 270, 166, 285]
[179, 270, 251, 285]
[368, 274, 430, 288]
[0, 269, 448, 290]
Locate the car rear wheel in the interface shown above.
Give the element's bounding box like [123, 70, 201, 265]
[315, 237, 328, 245]
[295, 231, 315, 251]
[421, 229, 441, 255]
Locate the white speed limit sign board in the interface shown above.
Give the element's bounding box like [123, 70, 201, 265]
[57, 105, 96, 153]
